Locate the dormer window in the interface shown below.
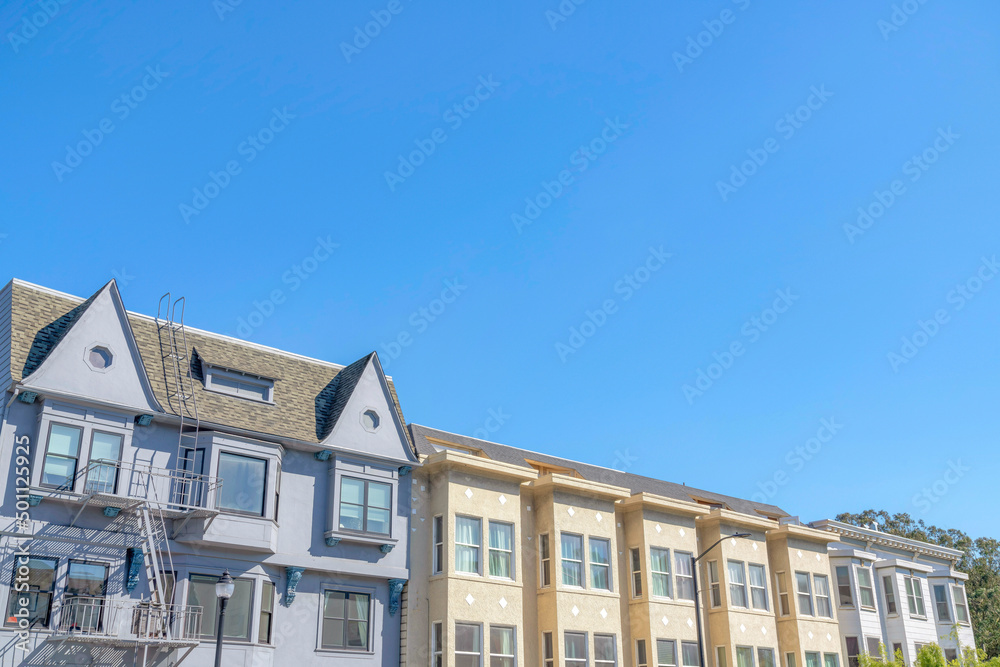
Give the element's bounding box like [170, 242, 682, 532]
[203, 365, 275, 403]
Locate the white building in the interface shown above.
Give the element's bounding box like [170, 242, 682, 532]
[811, 520, 975, 666]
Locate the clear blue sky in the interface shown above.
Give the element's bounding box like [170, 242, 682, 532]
[3, 1, 998, 538]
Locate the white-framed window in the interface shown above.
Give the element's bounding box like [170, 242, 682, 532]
[338, 476, 391, 535]
[736, 646, 756, 667]
[651, 548, 672, 598]
[638, 639, 649, 667]
[190, 573, 255, 642]
[433, 516, 443, 574]
[259, 580, 275, 644]
[561, 533, 584, 587]
[933, 585, 951, 622]
[856, 566, 875, 609]
[631, 548, 643, 598]
[540, 534, 551, 587]
[84, 430, 123, 494]
[814, 574, 833, 618]
[882, 575, 897, 614]
[953, 584, 970, 624]
[903, 574, 926, 617]
[4, 556, 57, 629]
[758, 648, 776, 667]
[432, 622, 443, 667]
[488, 522, 514, 579]
[456, 516, 482, 574]
[728, 560, 748, 608]
[675, 551, 694, 600]
[682, 642, 700, 667]
[203, 365, 275, 403]
[40, 423, 83, 489]
[775, 571, 790, 616]
[319, 588, 371, 651]
[456, 622, 482, 667]
[658, 640, 677, 667]
[835, 566, 853, 607]
[865, 638, 881, 657]
[595, 634, 617, 667]
[543, 632, 555, 667]
[717, 647, 728, 667]
[845, 637, 860, 667]
[795, 572, 813, 616]
[708, 560, 721, 607]
[749, 564, 768, 610]
[590, 538, 612, 591]
[490, 626, 516, 667]
[565, 632, 588, 667]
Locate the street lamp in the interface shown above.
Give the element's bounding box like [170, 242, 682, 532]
[214, 570, 235, 667]
[693, 533, 752, 667]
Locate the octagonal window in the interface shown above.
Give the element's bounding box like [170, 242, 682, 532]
[362, 410, 380, 431]
[88, 346, 113, 370]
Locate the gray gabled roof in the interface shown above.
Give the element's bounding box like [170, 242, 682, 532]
[5, 279, 411, 450]
[409, 423, 788, 519]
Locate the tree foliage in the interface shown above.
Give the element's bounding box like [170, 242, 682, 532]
[837, 510, 1000, 659]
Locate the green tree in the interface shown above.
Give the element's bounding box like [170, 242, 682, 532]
[837, 510, 1000, 659]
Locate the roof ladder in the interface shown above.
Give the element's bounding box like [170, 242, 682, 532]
[156, 294, 202, 506]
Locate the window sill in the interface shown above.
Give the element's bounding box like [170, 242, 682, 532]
[316, 648, 375, 656]
[324, 530, 397, 551]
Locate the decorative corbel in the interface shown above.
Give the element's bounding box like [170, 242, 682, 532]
[284, 566, 306, 606]
[388, 579, 406, 616]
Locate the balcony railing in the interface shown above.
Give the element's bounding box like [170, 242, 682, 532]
[66, 459, 222, 513]
[55, 597, 203, 643]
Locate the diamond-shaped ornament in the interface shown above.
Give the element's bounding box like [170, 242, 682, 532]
[465, 488, 474, 499]
[466, 594, 475, 605]
[499, 597, 507, 609]
[568, 507, 575, 517]
[499, 495, 507, 505]
[572, 606, 580, 617]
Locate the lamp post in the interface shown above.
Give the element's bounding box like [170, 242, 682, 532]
[214, 570, 235, 667]
[693, 533, 752, 667]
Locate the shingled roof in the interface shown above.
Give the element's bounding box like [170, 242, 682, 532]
[5, 279, 410, 448]
[409, 423, 788, 520]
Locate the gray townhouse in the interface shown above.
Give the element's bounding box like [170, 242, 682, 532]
[0, 278, 418, 666]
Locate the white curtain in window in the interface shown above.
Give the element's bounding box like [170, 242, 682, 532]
[456, 517, 481, 573]
[489, 523, 512, 578]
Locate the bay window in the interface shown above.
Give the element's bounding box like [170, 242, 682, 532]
[217, 452, 267, 516]
[190, 574, 253, 641]
[41, 424, 82, 488]
[338, 476, 391, 535]
[562, 533, 584, 587]
[651, 548, 672, 598]
[456, 517, 482, 574]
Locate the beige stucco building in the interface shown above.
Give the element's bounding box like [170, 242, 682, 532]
[403, 424, 885, 667]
